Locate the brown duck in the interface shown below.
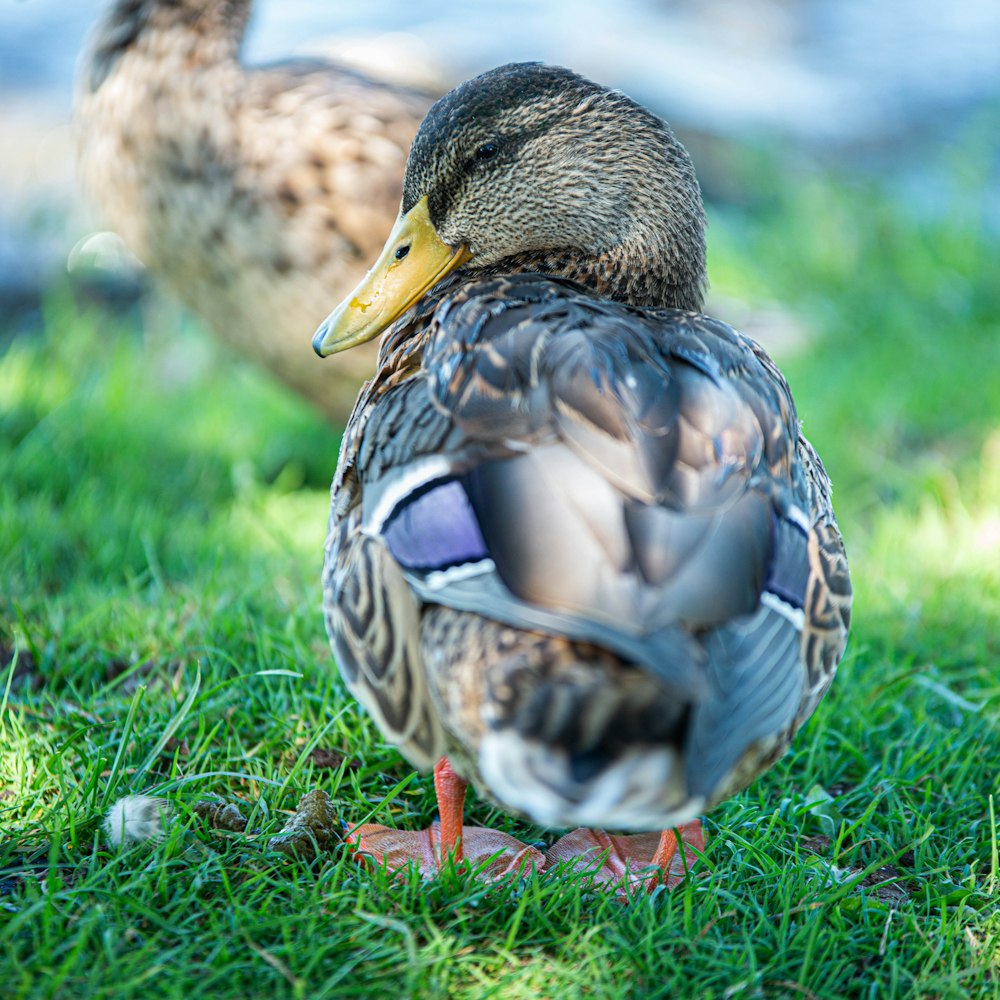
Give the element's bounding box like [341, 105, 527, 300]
[313, 62, 853, 892]
[74, 0, 436, 422]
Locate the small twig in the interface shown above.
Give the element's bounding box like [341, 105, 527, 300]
[878, 907, 894, 957]
[696, 909, 738, 939]
[768, 982, 819, 1000]
[243, 935, 302, 989]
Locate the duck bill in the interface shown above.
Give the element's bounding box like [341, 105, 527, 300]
[312, 196, 472, 357]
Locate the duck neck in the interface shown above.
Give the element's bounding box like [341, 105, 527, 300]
[604, 218, 708, 312]
[474, 244, 707, 312]
[474, 230, 706, 313]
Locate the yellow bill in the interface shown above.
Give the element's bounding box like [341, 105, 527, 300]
[312, 196, 472, 357]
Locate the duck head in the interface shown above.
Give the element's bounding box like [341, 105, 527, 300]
[313, 62, 706, 356]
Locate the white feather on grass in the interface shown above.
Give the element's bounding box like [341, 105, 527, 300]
[104, 795, 172, 847]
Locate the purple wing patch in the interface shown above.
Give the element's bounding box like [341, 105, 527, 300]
[764, 512, 810, 610]
[383, 478, 490, 571]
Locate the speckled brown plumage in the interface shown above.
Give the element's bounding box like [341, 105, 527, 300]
[74, 0, 437, 422]
[326, 274, 850, 820]
[318, 63, 851, 871]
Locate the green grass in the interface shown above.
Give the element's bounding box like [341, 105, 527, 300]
[2, 149, 999, 998]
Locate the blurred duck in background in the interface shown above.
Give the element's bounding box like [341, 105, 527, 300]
[74, 0, 439, 423]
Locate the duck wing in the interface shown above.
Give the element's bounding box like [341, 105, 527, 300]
[336, 274, 850, 792]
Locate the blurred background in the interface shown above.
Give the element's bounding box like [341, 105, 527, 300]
[2, 0, 998, 680]
[4, 0, 1000, 316]
[2, 0, 1000, 686]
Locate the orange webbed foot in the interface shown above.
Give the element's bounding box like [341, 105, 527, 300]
[544, 820, 705, 898]
[345, 758, 544, 882]
[345, 820, 544, 880]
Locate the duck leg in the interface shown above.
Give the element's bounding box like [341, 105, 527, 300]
[544, 819, 704, 896]
[346, 757, 545, 880]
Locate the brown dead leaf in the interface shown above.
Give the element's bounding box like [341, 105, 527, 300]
[0, 644, 41, 693]
[800, 835, 831, 855]
[104, 658, 178, 695]
[306, 747, 360, 771]
[160, 737, 190, 760]
[861, 864, 910, 906]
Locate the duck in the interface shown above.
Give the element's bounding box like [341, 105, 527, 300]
[311, 62, 853, 892]
[74, 0, 437, 423]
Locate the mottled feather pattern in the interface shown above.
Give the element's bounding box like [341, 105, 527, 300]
[419, 607, 693, 826]
[798, 437, 853, 708]
[75, 0, 437, 422]
[326, 272, 850, 827]
[323, 509, 446, 769]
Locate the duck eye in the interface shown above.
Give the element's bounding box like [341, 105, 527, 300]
[394, 245, 410, 261]
[474, 141, 499, 161]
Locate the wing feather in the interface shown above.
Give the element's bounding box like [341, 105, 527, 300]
[330, 274, 849, 787]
